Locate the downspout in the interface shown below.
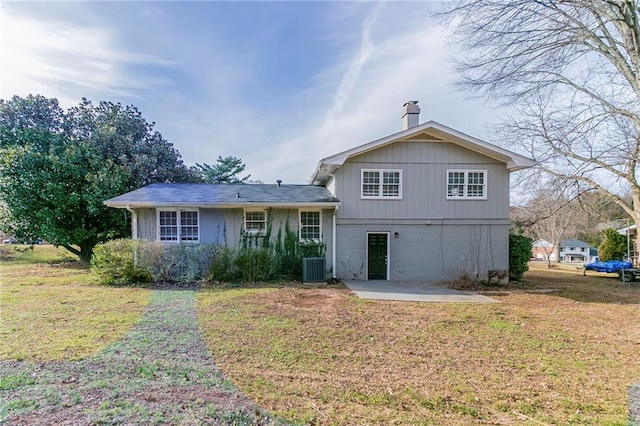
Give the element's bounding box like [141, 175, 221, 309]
[332, 205, 338, 279]
[126, 205, 138, 265]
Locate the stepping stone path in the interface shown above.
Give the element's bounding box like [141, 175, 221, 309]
[0, 290, 287, 425]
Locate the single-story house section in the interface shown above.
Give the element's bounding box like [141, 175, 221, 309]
[105, 101, 535, 282]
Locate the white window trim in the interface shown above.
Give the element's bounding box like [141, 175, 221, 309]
[361, 169, 403, 200]
[156, 208, 200, 243]
[299, 209, 322, 242]
[243, 208, 267, 236]
[446, 169, 488, 200]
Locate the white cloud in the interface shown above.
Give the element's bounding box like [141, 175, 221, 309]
[0, 4, 171, 108]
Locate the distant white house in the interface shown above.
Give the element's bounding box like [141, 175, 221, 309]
[532, 238, 598, 263]
[559, 239, 598, 263]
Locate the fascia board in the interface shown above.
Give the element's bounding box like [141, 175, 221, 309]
[104, 201, 341, 209]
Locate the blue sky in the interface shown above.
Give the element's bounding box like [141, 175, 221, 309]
[1, 1, 502, 184]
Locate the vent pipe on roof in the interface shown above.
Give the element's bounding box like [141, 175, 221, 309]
[402, 101, 420, 130]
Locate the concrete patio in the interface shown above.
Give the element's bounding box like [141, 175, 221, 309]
[344, 280, 499, 303]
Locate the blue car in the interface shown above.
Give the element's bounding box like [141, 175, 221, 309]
[583, 260, 633, 273]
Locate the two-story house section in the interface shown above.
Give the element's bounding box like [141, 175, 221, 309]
[310, 101, 535, 282]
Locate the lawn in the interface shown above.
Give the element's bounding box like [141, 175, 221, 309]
[0, 245, 151, 361]
[197, 263, 640, 425]
[2, 247, 638, 425]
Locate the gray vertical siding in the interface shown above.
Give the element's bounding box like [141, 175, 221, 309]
[334, 141, 510, 220]
[137, 208, 156, 241]
[131, 207, 334, 275]
[332, 139, 512, 282]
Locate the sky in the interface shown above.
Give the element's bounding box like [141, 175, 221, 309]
[0, 1, 503, 184]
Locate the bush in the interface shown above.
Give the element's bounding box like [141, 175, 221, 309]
[234, 248, 272, 282]
[91, 239, 153, 286]
[137, 242, 217, 283]
[208, 246, 238, 282]
[509, 233, 532, 281]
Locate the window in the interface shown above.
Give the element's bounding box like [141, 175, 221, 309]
[244, 210, 266, 235]
[158, 209, 199, 242]
[447, 170, 487, 199]
[159, 211, 178, 241]
[180, 211, 199, 241]
[361, 169, 402, 199]
[300, 211, 321, 241]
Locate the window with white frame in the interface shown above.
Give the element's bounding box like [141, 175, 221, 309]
[447, 170, 487, 199]
[244, 210, 267, 235]
[361, 169, 402, 199]
[158, 209, 199, 242]
[299, 210, 321, 241]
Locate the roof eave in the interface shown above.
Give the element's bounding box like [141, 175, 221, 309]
[104, 201, 341, 209]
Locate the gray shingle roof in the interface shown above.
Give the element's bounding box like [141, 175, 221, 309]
[560, 239, 591, 248]
[104, 183, 340, 208]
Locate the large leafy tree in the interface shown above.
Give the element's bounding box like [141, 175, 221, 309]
[0, 95, 200, 261]
[192, 155, 250, 184]
[438, 0, 640, 263]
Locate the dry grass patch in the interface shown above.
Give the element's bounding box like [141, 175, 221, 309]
[0, 245, 151, 361]
[198, 270, 640, 425]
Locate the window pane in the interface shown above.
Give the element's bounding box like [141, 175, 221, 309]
[300, 211, 321, 240]
[382, 171, 400, 197]
[362, 171, 380, 197]
[245, 211, 266, 233]
[159, 211, 178, 241]
[448, 185, 464, 197]
[180, 211, 198, 241]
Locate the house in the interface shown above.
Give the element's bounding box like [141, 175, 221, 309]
[105, 101, 535, 282]
[531, 239, 556, 261]
[559, 239, 598, 263]
[531, 238, 598, 263]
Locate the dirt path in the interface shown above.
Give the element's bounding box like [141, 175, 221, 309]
[0, 289, 287, 425]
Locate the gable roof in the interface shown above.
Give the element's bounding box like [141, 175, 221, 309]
[310, 120, 535, 185]
[104, 183, 340, 209]
[560, 239, 591, 248]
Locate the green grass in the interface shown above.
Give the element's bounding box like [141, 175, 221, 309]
[0, 245, 151, 361]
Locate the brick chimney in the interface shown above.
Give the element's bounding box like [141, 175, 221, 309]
[402, 101, 420, 130]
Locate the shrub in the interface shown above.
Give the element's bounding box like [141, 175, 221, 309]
[137, 242, 217, 283]
[208, 246, 238, 282]
[509, 233, 532, 281]
[234, 248, 272, 282]
[91, 239, 153, 286]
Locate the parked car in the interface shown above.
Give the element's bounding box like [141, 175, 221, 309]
[2, 237, 17, 244]
[583, 260, 633, 273]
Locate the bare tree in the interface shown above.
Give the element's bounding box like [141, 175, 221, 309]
[438, 0, 640, 263]
[512, 187, 582, 268]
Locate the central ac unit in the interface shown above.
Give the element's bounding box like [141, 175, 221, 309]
[302, 257, 326, 283]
